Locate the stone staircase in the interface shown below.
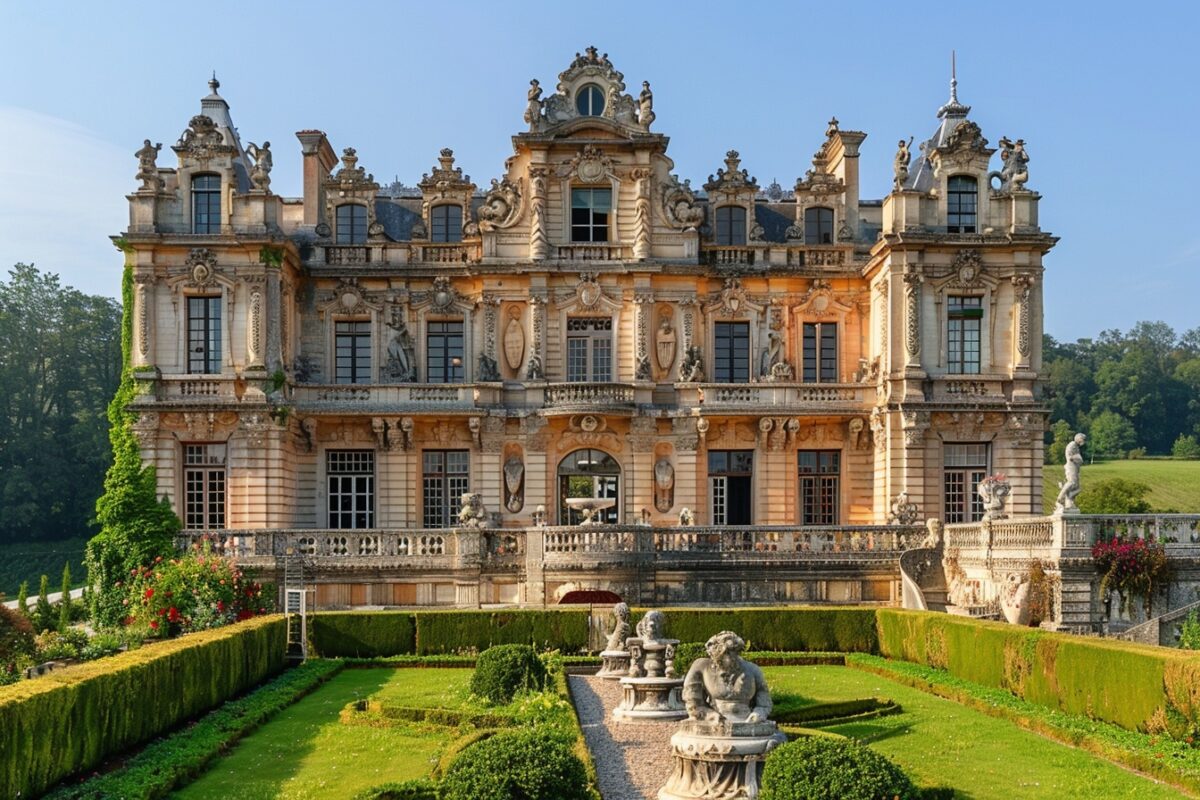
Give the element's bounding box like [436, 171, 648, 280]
[1115, 598, 1200, 647]
[899, 546, 948, 613]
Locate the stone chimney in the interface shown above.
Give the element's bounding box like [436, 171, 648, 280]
[295, 130, 338, 227]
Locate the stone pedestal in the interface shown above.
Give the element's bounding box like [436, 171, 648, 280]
[613, 676, 687, 721]
[658, 720, 786, 800]
[596, 649, 631, 679]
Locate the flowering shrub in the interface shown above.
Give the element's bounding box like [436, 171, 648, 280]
[1092, 536, 1172, 616]
[123, 545, 273, 637]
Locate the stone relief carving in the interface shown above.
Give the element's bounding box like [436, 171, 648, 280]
[504, 455, 525, 513]
[478, 177, 524, 231]
[457, 492, 491, 529]
[661, 174, 705, 230]
[247, 290, 263, 366]
[1054, 433, 1087, 514]
[557, 145, 616, 183]
[174, 114, 234, 163]
[135, 139, 163, 191]
[942, 119, 989, 155]
[679, 345, 705, 382]
[529, 47, 640, 131]
[655, 314, 677, 372]
[632, 168, 652, 260]
[185, 248, 219, 288]
[370, 417, 388, 450]
[634, 294, 652, 380]
[717, 277, 747, 315]
[893, 137, 913, 191]
[385, 306, 417, 382]
[902, 271, 923, 358]
[135, 281, 150, 358]
[575, 273, 605, 309]
[654, 458, 675, 513]
[870, 407, 886, 451]
[246, 141, 272, 192]
[847, 417, 870, 450]
[888, 492, 920, 525]
[502, 307, 525, 372]
[704, 150, 759, 196]
[299, 417, 317, 453]
[990, 136, 1029, 194]
[529, 167, 549, 260]
[1012, 274, 1034, 359]
[901, 410, 930, 446]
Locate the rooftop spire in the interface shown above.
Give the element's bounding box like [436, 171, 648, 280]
[937, 50, 970, 119]
[208, 71, 220, 95]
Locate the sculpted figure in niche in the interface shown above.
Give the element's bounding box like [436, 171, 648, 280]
[759, 331, 785, 380]
[1054, 433, 1087, 513]
[477, 353, 500, 382]
[604, 602, 631, 652]
[654, 458, 675, 513]
[504, 455, 525, 513]
[683, 631, 772, 724]
[893, 136, 913, 191]
[679, 345, 705, 383]
[385, 308, 417, 382]
[526, 351, 544, 381]
[135, 139, 163, 190]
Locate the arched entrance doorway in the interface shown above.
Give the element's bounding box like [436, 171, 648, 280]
[557, 448, 620, 524]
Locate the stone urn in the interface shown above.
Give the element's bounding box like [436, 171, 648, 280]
[999, 572, 1032, 626]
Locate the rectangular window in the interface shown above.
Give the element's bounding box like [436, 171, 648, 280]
[187, 296, 222, 374]
[191, 174, 221, 234]
[327, 450, 375, 529]
[947, 176, 978, 233]
[709, 450, 753, 525]
[948, 296, 983, 374]
[715, 206, 747, 246]
[426, 320, 464, 383]
[943, 443, 988, 523]
[802, 322, 838, 383]
[713, 322, 751, 383]
[183, 443, 226, 529]
[565, 317, 613, 381]
[423, 450, 469, 528]
[335, 204, 368, 244]
[571, 188, 611, 243]
[335, 320, 371, 384]
[798, 450, 839, 525]
[431, 204, 463, 243]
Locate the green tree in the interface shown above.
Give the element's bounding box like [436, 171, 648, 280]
[16, 581, 28, 618]
[1077, 478, 1153, 514]
[85, 257, 179, 628]
[1173, 434, 1200, 459]
[34, 574, 54, 632]
[1087, 410, 1137, 459]
[1179, 609, 1200, 650]
[1045, 420, 1073, 465]
[57, 562, 72, 631]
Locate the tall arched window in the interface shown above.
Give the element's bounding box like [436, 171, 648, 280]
[947, 176, 978, 233]
[336, 204, 368, 244]
[576, 84, 605, 116]
[191, 174, 221, 234]
[558, 449, 620, 525]
[431, 204, 463, 243]
[804, 207, 834, 245]
[714, 206, 747, 245]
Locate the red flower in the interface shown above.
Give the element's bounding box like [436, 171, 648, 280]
[144, 588, 154, 600]
[217, 600, 226, 612]
[168, 606, 180, 622]
[149, 620, 159, 630]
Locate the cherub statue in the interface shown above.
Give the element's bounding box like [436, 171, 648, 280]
[604, 602, 631, 652]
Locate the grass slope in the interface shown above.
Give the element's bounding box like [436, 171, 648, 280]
[765, 665, 1187, 799]
[173, 669, 472, 800]
[0, 537, 87, 597]
[1042, 459, 1200, 515]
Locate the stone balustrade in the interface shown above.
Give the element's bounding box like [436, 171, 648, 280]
[158, 375, 242, 403]
[543, 382, 638, 410]
[555, 244, 630, 261]
[690, 382, 867, 410]
[291, 383, 488, 411]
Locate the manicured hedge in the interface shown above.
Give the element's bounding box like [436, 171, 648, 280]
[310, 611, 416, 657]
[645, 607, 878, 653]
[876, 609, 1200, 733]
[0, 615, 287, 800]
[415, 610, 589, 655]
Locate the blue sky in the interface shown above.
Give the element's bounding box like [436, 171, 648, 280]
[1, 1, 1197, 341]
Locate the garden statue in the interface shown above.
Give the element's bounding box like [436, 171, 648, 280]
[893, 136, 913, 190]
[977, 473, 1012, 520]
[597, 602, 632, 678]
[659, 631, 786, 800]
[1054, 433, 1086, 514]
[613, 609, 686, 721]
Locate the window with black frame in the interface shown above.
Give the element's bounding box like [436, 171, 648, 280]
[576, 84, 605, 116]
[948, 296, 983, 374]
[426, 320, 464, 383]
[187, 296, 222, 374]
[714, 206, 747, 245]
[804, 207, 834, 244]
[327, 450, 375, 529]
[191, 174, 221, 234]
[431, 204, 463, 243]
[571, 188, 611, 243]
[334, 320, 371, 384]
[947, 176, 977, 233]
[336, 204, 368, 244]
[802, 322, 838, 383]
[713, 321, 750, 383]
[709, 450, 753, 525]
[565, 317, 613, 382]
[944, 443, 988, 523]
[183, 443, 226, 530]
[798, 450, 839, 525]
[423, 450, 469, 528]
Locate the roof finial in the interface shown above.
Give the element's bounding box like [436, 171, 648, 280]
[209, 71, 220, 94]
[937, 51, 969, 119]
[950, 51, 958, 103]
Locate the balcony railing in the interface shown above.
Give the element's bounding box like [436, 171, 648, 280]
[945, 514, 1200, 561]
[325, 246, 371, 265]
[690, 382, 868, 409]
[543, 382, 637, 410]
[413, 242, 481, 264]
[555, 244, 629, 261]
[292, 383, 486, 411]
[158, 375, 241, 403]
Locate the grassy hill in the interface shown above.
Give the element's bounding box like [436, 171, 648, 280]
[0, 537, 88, 599]
[1042, 459, 1200, 514]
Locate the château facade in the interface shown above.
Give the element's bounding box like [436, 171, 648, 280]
[122, 50, 1055, 608]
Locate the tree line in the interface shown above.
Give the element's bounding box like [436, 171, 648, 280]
[0, 264, 121, 546]
[1044, 322, 1200, 461]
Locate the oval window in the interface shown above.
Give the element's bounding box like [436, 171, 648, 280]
[576, 84, 605, 116]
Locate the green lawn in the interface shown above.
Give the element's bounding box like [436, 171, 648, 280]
[1042, 458, 1200, 514]
[172, 668, 474, 800]
[766, 666, 1187, 799]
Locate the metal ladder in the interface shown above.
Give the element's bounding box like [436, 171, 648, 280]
[283, 550, 308, 661]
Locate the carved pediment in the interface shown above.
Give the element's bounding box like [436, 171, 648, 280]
[184, 248, 219, 287]
[412, 276, 472, 314]
[704, 277, 764, 317]
[173, 115, 234, 163]
[931, 249, 999, 297]
[319, 279, 383, 318]
[524, 47, 651, 134]
[703, 150, 759, 197]
[555, 145, 617, 183]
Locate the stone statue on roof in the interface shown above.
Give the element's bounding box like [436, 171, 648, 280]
[135, 139, 163, 191]
[893, 137, 913, 191]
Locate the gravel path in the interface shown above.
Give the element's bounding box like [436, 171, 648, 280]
[569, 675, 676, 800]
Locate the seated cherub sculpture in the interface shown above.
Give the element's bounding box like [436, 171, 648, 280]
[682, 631, 772, 724]
[604, 602, 631, 652]
[636, 609, 667, 645]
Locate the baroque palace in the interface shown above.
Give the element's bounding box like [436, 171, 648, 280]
[122, 49, 1055, 610]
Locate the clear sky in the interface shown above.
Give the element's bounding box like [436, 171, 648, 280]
[1, 1, 1197, 341]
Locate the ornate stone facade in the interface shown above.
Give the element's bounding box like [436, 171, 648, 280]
[121, 54, 1054, 608]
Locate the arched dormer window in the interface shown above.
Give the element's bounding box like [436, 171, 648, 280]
[430, 204, 463, 243]
[336, 204, 368, 244]
[191, 174, 221, 234]
[804, 207, 834, 245]
[576, 84, 605, 116]
[947, 175, 978, 233]
[714, 206, 747, 246]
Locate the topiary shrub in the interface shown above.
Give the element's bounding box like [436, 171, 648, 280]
[441, 728, 590, 800]
[761, 737, 918, 800]
[351, 778, 439, 800]
[470, 643, 547, 704]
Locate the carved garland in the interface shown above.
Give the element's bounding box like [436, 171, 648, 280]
[1012, 275, 1034, 360]
[632, 168, 651, 260]
[529, 167, 550, 261]
[902, 272, 922, 358]
[248, 289, 263, 366]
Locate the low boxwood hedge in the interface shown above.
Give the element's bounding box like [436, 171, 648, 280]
[0, 615, 287, 800]
[646, 607, 878, 653]
[416, 610, 589, 655]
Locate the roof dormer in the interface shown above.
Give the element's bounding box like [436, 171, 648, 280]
[522, 47, 656, 138]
